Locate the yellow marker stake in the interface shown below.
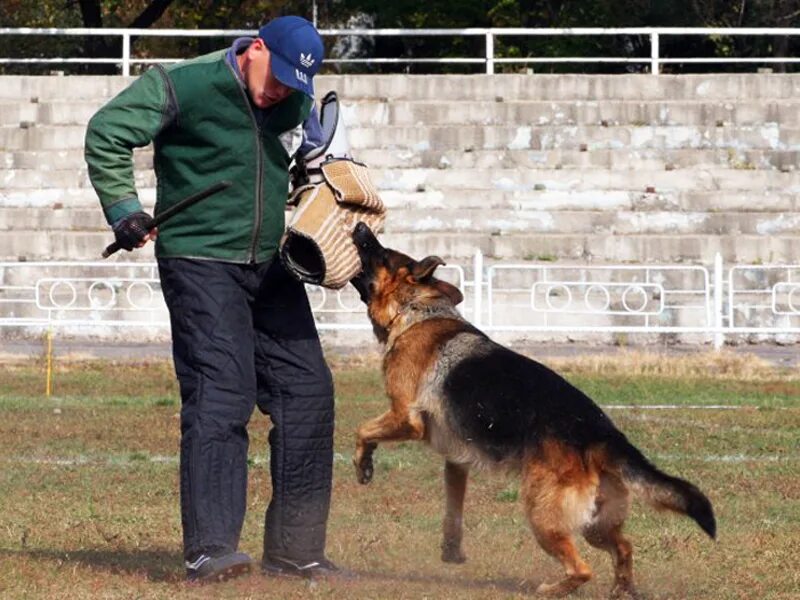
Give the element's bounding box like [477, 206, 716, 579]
[45, 328, 53, 398]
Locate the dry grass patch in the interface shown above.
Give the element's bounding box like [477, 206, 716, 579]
[544, 349, 797, 381]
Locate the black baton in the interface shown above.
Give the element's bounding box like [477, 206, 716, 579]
[102, 180, 232, 258]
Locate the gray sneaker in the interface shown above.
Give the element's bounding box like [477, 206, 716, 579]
[185, 551, 252, 583]
[261, 555, 348, 580]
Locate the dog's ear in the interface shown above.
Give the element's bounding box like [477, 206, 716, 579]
[409, 256, 445, 281]
[409, 256, 462, 305]
[432, 280, 464, 306]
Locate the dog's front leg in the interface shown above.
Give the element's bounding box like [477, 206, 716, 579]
[354, 408, 425, 484]
[441, 460, 469, 563]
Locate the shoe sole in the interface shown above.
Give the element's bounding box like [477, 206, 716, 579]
[190, 562, 252, 584]
[261, 565, 310, 579]
[261, 565, 351, 581]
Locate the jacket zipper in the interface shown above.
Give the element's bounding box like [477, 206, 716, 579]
[227, 62, 264, 263]
[249, 126, 265, 263]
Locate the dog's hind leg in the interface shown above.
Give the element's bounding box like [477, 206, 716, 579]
[354, 409, 425, 484]
[582, 472, 638, 599]
[528, 524, 592, 598]
[521, 444, 595, 598]
[441, 460, 469, 563]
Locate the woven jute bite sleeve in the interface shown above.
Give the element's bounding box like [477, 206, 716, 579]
[280, 159, 386, 289]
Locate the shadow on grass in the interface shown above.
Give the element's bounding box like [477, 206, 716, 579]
[0, 546, 184, 582]
[1, 547, 548, 593]
[349, 567, 542, 594]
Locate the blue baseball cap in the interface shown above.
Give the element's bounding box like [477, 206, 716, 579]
[258, 16, 324, 98]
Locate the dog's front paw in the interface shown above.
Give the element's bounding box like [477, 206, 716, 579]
[441, 543, 467, 564]
[354, 455, 374, 484]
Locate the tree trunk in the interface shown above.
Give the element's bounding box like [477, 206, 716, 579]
[78, 0, 176, 74]
[78, 0, 117, 74]
[128, 0, 175, 28]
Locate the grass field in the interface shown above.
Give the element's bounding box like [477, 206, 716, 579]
[0, 351, 798, 599]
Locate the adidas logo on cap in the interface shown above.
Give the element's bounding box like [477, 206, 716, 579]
[300, 52, 315, 68]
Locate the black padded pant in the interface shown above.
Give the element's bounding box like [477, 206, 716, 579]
[158, 257, 334, 563]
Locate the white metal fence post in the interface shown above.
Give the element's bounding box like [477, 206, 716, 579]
[485, 32, 494, 74]
[473, 249, 483, 326]
[650, 31, 660, 75]
[714, 252, 724, 349]
[121, 32, 131, 76]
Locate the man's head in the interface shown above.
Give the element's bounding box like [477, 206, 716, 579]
[238, 16, 324, 109]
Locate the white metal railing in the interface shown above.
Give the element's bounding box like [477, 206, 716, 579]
[728, 264, 800, 332]
[485, 263, 712, 330]
[1, 254, 799, 348]
[1, 27, 799, 76]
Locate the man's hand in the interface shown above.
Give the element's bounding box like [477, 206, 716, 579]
[112, 211, 157, 251]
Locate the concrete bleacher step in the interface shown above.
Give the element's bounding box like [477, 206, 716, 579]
[2, 206, 797, 237]
[332, 74, 800, 102]
[6, 98, 800, 128]
[384, 232, 800, 263]
[5, 149, 152, 170]
[0, 98, 761, 123]
[3, 188, 798, 214]
[4, 165, 800, 193]
[379, 189, 800, 213]
[4, 123, 798, 152]
[3, 229, 798, 264]
[0, 101, 101, 126]
[0, 187, 135, 208]
[9, 168, 800, 193]
[2, 74, 800, 103]
[346, 124, 800, 152]
[384, 210, 800, 236]
[371, 167, 800, 193]
[340, 99, 800, 128]
[6, 147, 798, 173]
[0, 124, 87, 150]
[0, 76, 132, 101]
[359, 147, 800, 171]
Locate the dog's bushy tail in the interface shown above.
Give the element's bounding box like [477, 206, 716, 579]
[610, 437, 716, 539]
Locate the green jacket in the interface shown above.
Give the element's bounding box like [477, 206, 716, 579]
[85, 50, 313, 263]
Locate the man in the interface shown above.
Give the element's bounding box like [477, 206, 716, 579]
[85, 16, 338, 583]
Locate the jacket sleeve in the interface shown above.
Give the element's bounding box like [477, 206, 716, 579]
[84, 66, 176, 225]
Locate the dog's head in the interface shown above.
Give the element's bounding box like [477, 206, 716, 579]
[351, 222, 464, 341]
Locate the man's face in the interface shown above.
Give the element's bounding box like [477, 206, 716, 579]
[241, 38, 294, 108]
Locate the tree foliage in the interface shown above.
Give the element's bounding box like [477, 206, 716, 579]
[326, 0, 799, 73]
[0, 0, 797, 74]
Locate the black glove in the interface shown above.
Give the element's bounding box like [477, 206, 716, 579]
[290, 153, 310, 190]
[288, 155, 315, 206]
[112, 211, 153, 251]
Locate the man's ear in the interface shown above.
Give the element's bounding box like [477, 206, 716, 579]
[246, 37, 267, 61]
[433, 280, 464, 305]
[410, 256, 445, 281]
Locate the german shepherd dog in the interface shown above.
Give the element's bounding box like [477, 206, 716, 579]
[349, 222, 716, 598]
